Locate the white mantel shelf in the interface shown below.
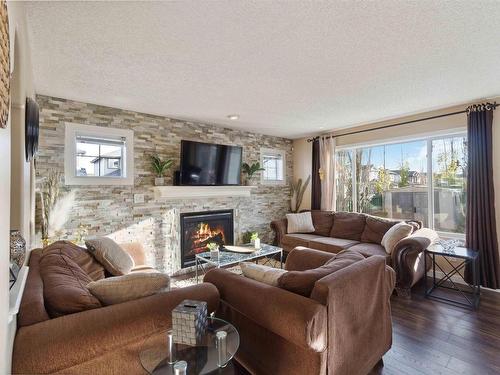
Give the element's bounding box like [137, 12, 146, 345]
[154, 185, 257, 200]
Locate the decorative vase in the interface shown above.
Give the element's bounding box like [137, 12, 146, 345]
[154, 177, 165, 186]
[10, 230, 26, 268]
[254, 238, 261, 250]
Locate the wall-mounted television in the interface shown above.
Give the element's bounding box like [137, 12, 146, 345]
[179, 140, 242, 186]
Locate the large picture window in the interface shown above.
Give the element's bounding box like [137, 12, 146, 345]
[335, 133, 467, 236]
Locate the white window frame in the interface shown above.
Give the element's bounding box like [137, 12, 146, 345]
[64, 123, 134, 186]
[260, 148, 286, 185]
[336, 129, 467, 239]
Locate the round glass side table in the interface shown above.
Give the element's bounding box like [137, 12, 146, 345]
[140, 317, 240, 375]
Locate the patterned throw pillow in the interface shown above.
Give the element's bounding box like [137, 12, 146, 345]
[286, 212, 316, 234]
[240, 262, 287, 286]
[381, 223, 413, 254]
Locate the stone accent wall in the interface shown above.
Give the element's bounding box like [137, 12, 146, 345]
[35, 95, 292, 274]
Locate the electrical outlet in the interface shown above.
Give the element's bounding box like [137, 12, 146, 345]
[134, 194, 145, 204]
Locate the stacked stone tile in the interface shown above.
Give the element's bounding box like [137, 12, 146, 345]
[172, 300, 208, 346]
[35, 95, 293, 274]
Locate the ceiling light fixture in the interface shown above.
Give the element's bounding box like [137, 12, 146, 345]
[227, 114, 239, 120]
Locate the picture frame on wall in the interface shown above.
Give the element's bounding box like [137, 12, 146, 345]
[0, 0, 11, 129]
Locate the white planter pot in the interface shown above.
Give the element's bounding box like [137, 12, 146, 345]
[154, 177, 165, 186]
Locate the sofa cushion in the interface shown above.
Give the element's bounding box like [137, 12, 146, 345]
[41, 240, 105, 281]
[87, 272, 170, 305]
[39, 252, 102, 317]
[86, 237, 134, 276]
[381, 222, 414, 254]
[277, 250, 365, 297]
[361, 216, 399, 244]
[281, 233, 324, 248]
[240, 262, 288, 286]
[308, 237, 359, 254]
[348, 243, 389, 262]
[311, 210, 335, 236]
[330, 212, 366, 241]
[286, 212, 315, 233]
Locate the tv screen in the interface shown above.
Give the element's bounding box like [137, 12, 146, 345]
[180, 140, 242, 185]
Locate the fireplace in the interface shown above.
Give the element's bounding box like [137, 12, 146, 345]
[180, 210, 234, 268]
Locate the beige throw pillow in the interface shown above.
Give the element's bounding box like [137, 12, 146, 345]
[240, 262, 287, 286]
[286, 212, 315, 234]
[87, 272, 170, 305]
[85, 237, 134, 276]
[381, 223, 413, 254]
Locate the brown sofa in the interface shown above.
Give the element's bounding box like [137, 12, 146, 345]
[12, 241, 219, 375]
[205, 247, 395, 375]
[271, 211, 439, 296]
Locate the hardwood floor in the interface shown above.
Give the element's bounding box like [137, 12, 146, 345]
[374, 280, 500, 375]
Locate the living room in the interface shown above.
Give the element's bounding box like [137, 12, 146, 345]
[2, 2, 500, 375]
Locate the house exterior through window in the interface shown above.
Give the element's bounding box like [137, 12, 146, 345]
[335, 132, 467, 236]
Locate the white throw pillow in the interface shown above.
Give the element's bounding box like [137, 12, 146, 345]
[87, 272, 170, 305]
[286, 212, 315, 234]
[240, 262, 287, 286]
[381, 223, 413, 254]
[85, 237, 134, 276]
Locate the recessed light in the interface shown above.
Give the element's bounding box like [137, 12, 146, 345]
[227, 114, 240, 120]
[319, 126, 324, 130]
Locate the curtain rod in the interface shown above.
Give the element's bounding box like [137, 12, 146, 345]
[307, 102, 498, 142]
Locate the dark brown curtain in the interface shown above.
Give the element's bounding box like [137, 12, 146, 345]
[466, 104, 500, 289]
[311, 138, 321, 210]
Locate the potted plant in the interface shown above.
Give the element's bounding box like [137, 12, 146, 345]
[241, 162, 265, 185]
[251, 232, 261, 249]
[151, 155, 173, 186]
[207, 242, 219, 262]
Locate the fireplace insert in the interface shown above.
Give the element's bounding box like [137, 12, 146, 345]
[180, 210, 234, 268]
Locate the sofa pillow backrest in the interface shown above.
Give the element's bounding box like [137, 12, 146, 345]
[330, 212, 366, 241]
[277, 250, 365, 297]
[39, 252, 102, 318]
[41, 240, 105, 281]
[361, 215, 400, 244]
[310, 210, 335, 237]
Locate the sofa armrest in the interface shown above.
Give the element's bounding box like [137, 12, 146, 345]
[204, 268, 327, 352]
[285, 246, 336, 271]
[391, 228, 439, 290]
[270, 218, 288, 246]
[313, 256, 395, 375]
[13, 283, 219, 374]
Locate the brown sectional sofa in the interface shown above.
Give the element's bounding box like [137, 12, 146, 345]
[205, 247, 395, 375]
[13, 241, 219, 375]
[271, 211, 439, 296]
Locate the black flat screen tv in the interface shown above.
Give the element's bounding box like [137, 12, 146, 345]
[179, 140, 242, 186]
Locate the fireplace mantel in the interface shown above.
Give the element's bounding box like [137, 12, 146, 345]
[153, 186, 256, 200]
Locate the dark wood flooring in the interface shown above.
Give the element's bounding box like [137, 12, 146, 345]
[373, 280, 500, 375]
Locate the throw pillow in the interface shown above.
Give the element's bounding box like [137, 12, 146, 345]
[87, 272, 170, 305]
[240, 262, 287, 286]
[277, 250, 364, 297]
[381, 222, 413, 254]
[286, 212, 315, 234]
[330, 212, 366, 241]
[39, 252, 102, 317]
[85, 237, 134, 276]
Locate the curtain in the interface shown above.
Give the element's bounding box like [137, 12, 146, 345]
[319, 137, 336, 211]
[311, 139, 321, 210]
[466, 104, 500, 289]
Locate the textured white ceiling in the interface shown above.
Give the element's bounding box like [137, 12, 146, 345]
[25, 1, 500, 139]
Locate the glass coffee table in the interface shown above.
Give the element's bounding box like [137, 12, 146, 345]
[140, 317, 240, 374]
[195, 243, 283, 283]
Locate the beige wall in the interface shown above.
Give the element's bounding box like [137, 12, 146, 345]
[293, 138, 312, 211]
[2, 2, 35, 372]
[293, 97, 500, 260]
